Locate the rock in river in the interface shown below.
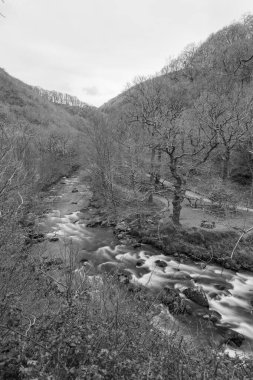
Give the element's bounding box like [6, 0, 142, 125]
[182, 286, 209, 308]
[218, 327, 245, 347]
[136, 260, 145, 267]
[86, 217, 103, 227]
[155, 260, 167, 268]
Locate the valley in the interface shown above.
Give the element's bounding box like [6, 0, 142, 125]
[1, 9, 253, 379]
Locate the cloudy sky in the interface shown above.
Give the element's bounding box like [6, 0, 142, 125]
[1, 0, 253, 106]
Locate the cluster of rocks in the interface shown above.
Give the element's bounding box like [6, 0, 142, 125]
[156, 284, 210, 315]
[161, 284, 244, 347]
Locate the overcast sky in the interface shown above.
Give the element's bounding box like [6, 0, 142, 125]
[1, 0, 253, 106]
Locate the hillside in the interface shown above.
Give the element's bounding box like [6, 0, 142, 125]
[0, 68, 91, 134]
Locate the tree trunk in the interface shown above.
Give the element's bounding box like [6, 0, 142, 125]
[222, 150, 230, 181]
[172, 191, 182, 225]
[170, 163, 186, 225]
[155, 147, 162, 184]
[150, 147, 156, 183]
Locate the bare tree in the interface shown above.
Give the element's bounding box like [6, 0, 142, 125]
[84, 110, 118, 216]
[124, 76, 218, 224]
[194, 85, 252, 181]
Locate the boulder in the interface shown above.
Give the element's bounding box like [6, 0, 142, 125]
[219, 328, 245, 347]
[155, 260, 167, 268]
[86, 218, 103, 227]
[182, 286, 209, 308]
[209, 292, 219, 299]
[209, 310, 222, 323]
[136, 260, 145, 267]
[72, 188, 78, 193]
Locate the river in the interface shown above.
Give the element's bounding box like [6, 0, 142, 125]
[36, 171, 253, 358]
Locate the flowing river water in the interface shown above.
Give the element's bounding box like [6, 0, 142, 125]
[36, 172, 253, 358]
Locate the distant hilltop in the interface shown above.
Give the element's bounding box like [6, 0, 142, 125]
[33, 86, 90, 108]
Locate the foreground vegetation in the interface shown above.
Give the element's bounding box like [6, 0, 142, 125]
[1, 241, 253, 379]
